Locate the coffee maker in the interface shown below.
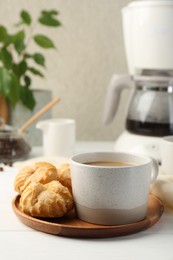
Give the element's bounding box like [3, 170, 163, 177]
[104, 0, 173, 160]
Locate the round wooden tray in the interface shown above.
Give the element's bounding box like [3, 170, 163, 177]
[12, 194, 164, 238]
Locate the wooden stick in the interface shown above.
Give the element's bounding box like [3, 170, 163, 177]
[19, 96, 61, 133]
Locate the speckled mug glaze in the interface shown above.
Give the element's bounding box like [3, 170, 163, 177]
[70, 152, 158, 225]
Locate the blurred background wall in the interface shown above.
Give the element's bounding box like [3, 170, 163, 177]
[1, 0, 132, 141]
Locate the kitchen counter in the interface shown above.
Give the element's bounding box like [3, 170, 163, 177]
[0, 142, 173, 260]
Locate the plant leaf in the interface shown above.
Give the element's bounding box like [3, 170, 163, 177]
[33, 53, 45, 67]
[24, 75, 31, 87]
[0, 68, 20, 106]
[20, 85, 36, 110]
[3, 34, 13, 46]
[13, 60, 27, 78]
[0, 48, 13, 69]
[0, 67, 11, 97]
[42, 10, 59, 16]
[39, 12, 61, 27]
[12, 30, 25, 54]
[0, 26, 7, 42]
[39, 16, 61, 27]
[8, 73, 20, 107]
[28, 67, 44, 77]
[20, 10, 32, 25]
[34, 34, 55, 48]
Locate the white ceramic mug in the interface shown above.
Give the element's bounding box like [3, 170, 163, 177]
[161, 135, 173, 175]
[36, 118, 76, 157]
[70, 152, 158, 225]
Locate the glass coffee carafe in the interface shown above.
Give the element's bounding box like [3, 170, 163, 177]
[104, 73, 173, 137]
[126, 75, 173, 137]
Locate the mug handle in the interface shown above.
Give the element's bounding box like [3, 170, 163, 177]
[150, 157, 159, 184]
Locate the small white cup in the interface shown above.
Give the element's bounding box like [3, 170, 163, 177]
[161, 135, 173, 175]
[70, 152, 158, 225]
[36, 118, 76, 157]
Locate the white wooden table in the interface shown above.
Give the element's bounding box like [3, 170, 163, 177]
[0, 142, 173, 260]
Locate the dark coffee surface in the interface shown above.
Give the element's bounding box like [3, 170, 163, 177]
[126, 119, 173, 136]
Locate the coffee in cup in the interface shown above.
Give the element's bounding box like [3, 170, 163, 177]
[84, 161, 135, 166]
[70, 152, 158, 225]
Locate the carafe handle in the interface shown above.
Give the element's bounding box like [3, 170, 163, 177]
[103, 74, 134, 124]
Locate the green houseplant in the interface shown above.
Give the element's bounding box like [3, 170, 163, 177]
[0, 9, 61, 111]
